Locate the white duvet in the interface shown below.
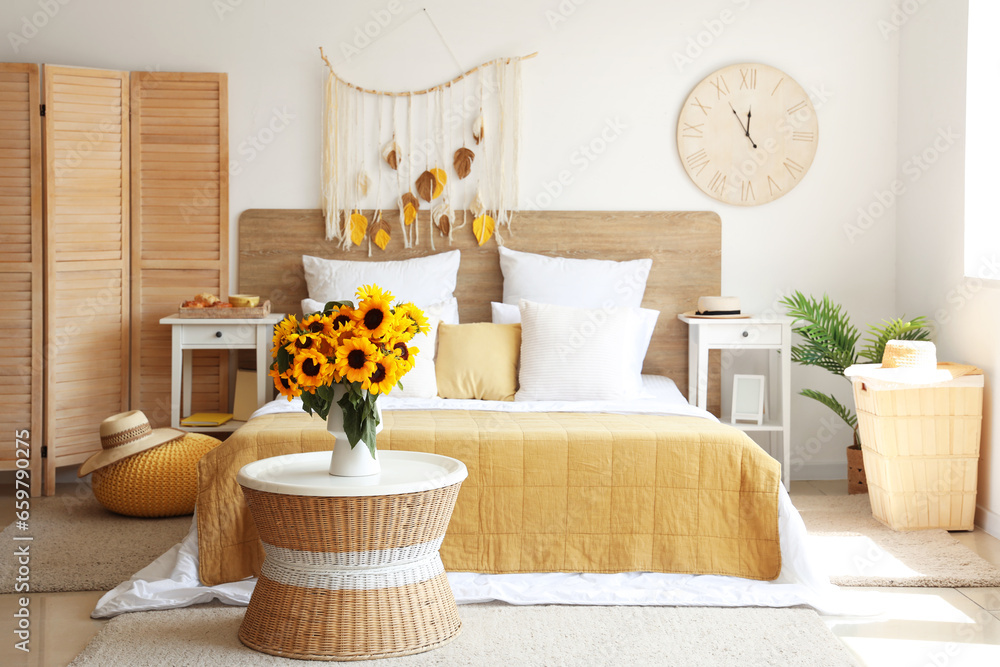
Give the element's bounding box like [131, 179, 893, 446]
[92, 377, 864, 618]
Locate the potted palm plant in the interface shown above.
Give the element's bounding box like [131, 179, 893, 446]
[779, 292, 931, 492]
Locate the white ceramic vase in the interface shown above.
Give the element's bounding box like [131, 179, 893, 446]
[326, 385, 383, 477]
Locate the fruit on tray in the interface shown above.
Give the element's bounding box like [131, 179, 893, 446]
[181, 293, 232, 309]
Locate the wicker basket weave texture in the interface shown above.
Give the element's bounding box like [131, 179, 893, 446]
[92, 433, 222, 517]
[851, 376, 983, 531]
[238, 481, 465, 660]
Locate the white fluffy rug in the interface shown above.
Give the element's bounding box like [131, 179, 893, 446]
[795, 494, 1000, 587]
[69, 603, 860, 666]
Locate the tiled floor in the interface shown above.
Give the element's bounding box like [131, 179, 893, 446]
[797, 480, 1000, 666]
[0, 481, 998, 666]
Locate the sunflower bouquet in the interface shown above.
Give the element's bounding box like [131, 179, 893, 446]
[269, 284, 428, 455]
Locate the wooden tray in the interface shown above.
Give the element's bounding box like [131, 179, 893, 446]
[177, 300, 272, 319]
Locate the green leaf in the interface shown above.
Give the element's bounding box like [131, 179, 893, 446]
[799, 389, 858, 432]
[277, 346, 291, 374]
[780, 291, 860, 377]
[859, 316, 932, 363]
[324, 300, 354, 314]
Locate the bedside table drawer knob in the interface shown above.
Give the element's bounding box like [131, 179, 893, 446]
[215, 331, 223, 338]
[742, 330, 749, 338]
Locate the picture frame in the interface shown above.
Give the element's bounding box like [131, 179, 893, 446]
[731, 374, 766, 425]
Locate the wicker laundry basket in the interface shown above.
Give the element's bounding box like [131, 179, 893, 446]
[851, 368, 983, 531]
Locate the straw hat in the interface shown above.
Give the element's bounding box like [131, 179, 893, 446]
[78, 411, 184, 477]
[844, 340, 970, 384]
[681, 296, 751, 319]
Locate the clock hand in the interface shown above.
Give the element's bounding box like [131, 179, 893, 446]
[729, 102, 757, 149]
[745, 106, 757, 149]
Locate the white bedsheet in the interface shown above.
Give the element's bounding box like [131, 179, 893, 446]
[92, 377, 868, 618]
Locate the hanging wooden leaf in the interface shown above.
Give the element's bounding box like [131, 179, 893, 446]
[416, 170, 436, 201]
[432, 201, 453, 236]
[453, 147, 475, 179]
[400, 192, 420, 225]
[472, 115, 485, 145]
[472, 214, 494, 246]
[356, 171, 371, 197]
[382, 140, 400, 170]
[349, 211, 368, 246]
[470, 190, 486, 218]
[370, 214, 391, 250]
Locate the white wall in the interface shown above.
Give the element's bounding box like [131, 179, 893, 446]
[4, 0, 904, 481]
[897, 0, 999, 535]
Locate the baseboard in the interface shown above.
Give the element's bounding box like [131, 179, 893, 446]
[976, 504, 1000, 538]
[792, 461, 844, 481]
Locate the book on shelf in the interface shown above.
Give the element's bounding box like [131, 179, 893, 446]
[180, 412, 233, 427]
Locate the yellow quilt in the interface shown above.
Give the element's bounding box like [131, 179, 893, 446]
[197, 410, 781, 586]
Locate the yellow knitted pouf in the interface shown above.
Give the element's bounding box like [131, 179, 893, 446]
[92, 433, 222, 517]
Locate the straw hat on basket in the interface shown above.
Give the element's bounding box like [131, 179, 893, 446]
[844, 340, 976, 384]
[78, 411, 184, 477]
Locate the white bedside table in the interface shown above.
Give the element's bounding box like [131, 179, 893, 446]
[678, 315, 793, 489]
[159, 313, 285, 433]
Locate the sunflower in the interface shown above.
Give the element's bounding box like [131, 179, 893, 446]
[284, 331, 322, 355]
[291, 348, 334, 388]
[329, 305, 356, 339]
[390, 340, 418, 373]
[268, 367, 301, 399]
[356, 283, 394, 303]
[394, 303, 429, 337]
[334, 336, 380, 384]
[301, 313, 334, 337]
[271, 315, 300, 355]
[353, 295, 394, 340]
[363, 354, 400, 395]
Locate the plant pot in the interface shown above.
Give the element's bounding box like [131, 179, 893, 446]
[326, 385, 383, 477]
[847, 444, 868, 495]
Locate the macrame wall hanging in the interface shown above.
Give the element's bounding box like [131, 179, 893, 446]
[320, 47, 534, 252]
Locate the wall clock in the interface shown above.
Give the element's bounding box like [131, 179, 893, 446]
[677, 63, 818, 206]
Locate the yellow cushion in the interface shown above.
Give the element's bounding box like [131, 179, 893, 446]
[435, 323, 520, 401]
[92, 433, 222, 517]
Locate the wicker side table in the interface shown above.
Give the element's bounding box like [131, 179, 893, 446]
[237, 450, 468, 661]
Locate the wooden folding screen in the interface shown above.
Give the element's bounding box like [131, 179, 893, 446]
[130, 73, 229, 427]
[42, 66, 130, 494]
[0, 64, 43, 495]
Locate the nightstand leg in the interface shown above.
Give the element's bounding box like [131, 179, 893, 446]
[170, 326, 182, 429]
[182, 349, 193, 420]
[256, 324, 268, 409]
[696, 346, 709, 411]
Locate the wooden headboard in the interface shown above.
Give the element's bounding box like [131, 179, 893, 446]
[239, 209, 721, 406]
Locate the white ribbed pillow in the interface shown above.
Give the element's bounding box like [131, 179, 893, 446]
[516, 300, 644, 402]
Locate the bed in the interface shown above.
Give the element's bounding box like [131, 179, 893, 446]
[91, 209, 845, 617]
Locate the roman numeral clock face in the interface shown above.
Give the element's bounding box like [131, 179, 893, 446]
[677, 63, 818, 206]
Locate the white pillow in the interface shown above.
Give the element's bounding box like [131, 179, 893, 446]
[516, 300, 644, 402]
[498, 246, 651, 309]
[303, 250, 461, 308]
[302, 296, 460, 325]
[492, 301, 658, 371]
[393, 316, 440, 399]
